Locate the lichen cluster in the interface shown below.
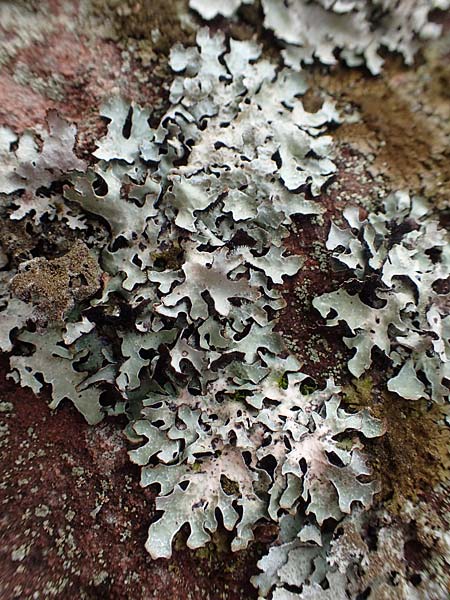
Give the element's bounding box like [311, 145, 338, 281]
[253, 488, 450, 599]
[0, 2, 449, 599]
[0, 28, 385, 565]
[314, 193, 450, 404]
[190, 0, 450, 74]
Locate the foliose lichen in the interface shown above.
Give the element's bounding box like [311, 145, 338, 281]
[0, 27, 384, 565]
[253, 489, 450, 599]
[190, 0, 450, 74]
[1, 6, 449, 598]
[313, 192, 450, 403]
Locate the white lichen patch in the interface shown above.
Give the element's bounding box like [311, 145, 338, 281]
[11, 543, 31, 562]
[253, 493, 450, 599]
[131, 378, 382, 557]
[0, 111, 86, 221]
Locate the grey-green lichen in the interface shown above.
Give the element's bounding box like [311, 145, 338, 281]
[0, 27, 385, 566]
[313, 193, 450, 403]
[190, 0, 450, 74]
[0, 9, 449, 600]
[253, 489, 450, 599]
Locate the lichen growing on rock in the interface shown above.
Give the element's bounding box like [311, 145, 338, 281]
[0, 3, 449, 599]
[253, 489, 450, 599]
[0, 26, 384, 566]
[313, 192, 450, 403]
[190, 0, 450, 74]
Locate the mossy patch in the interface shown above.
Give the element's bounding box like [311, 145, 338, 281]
[331, 70, 443, 195]
[305, 42, 450, 208]
[342, 376, 375, 410]
[151, 241, 183, 271]
[11, 240, 102, 323]
[344, 377, 450, 511]
[364, 391, 449, 511]
[0, 217, 36, 267]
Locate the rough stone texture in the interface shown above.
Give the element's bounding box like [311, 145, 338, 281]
[0, 0, 192, 155]
[1, 1, 450, 598]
